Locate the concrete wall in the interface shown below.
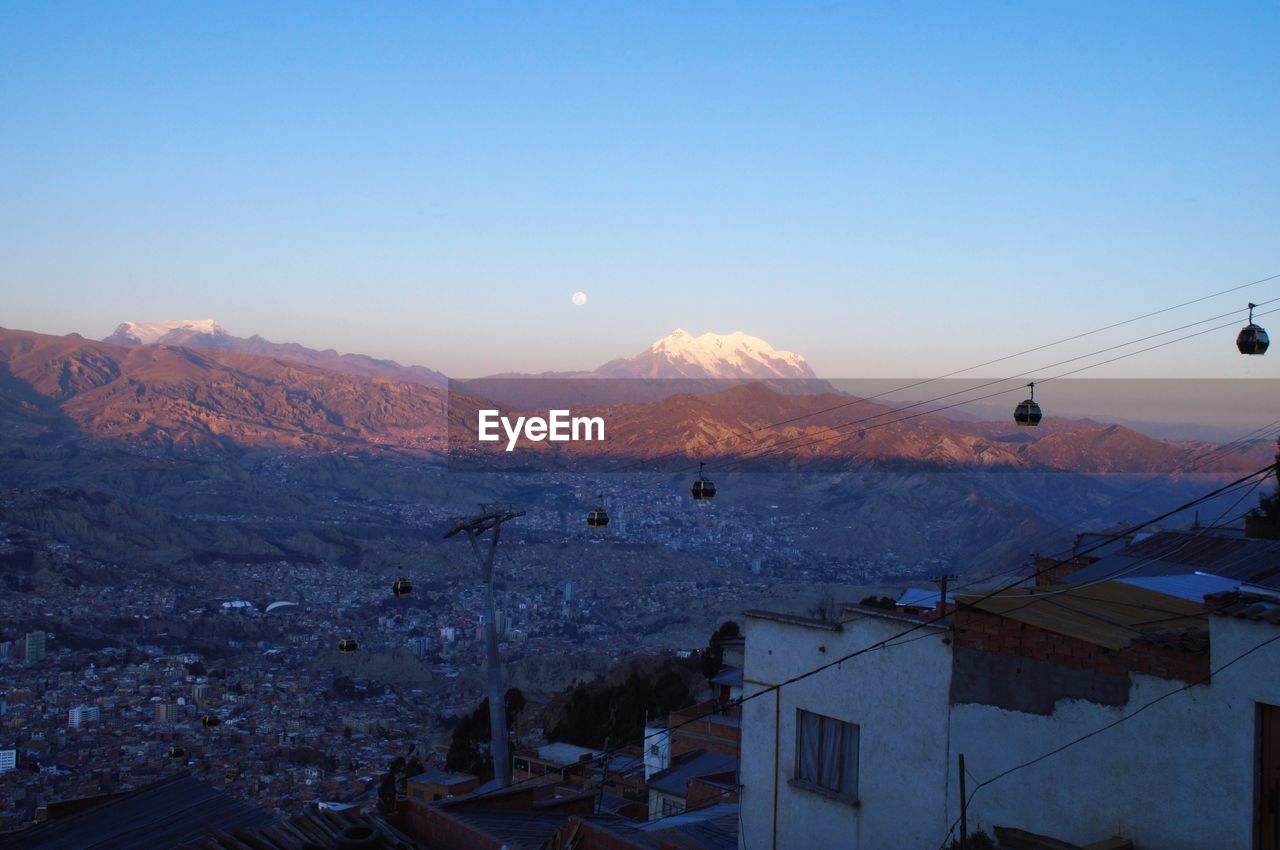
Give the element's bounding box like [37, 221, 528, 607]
[739, 611, 954, 850]
[951, 615, 1280, 849]
[740, 608, 1280, 850]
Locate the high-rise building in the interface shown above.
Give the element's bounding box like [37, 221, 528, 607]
[0, 747, 15, 774]
[192, 684, 211, 706]
[24, 631, 46, 664]
[68, 705, 99, 729]
[0, 641, 12, 659]
[154, 702, 177, 723]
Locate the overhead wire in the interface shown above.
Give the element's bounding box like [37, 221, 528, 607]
[936, 628, 1280, 849]
[616, 274, 1280, 472]
[712, 305, 1280, 470]
[450, 463, 1277, 809]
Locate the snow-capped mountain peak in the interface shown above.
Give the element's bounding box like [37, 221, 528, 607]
[597, 329, 817, 379]
[105, 320, 228, 346]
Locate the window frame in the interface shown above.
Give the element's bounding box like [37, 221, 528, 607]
[792, 708, 859, 803]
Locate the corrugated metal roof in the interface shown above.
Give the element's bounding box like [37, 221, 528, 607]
[648, 749, 737, 796]
[0, 773, 276, 850]
[955, 581, 1206, 651]
[709, 666, 743, 688]
[1067, 530, 1280, 588]
[1116, 571, 1241, 601]
[633, 802, 738, 850]
[409, 767, 476, 786]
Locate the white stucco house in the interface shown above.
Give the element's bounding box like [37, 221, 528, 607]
[738, 584, 1280, 850]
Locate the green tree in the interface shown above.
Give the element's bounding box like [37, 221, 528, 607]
[445, 687, 526, 779]
[700, 620, 740, 678]
[375, 771, 397, 815]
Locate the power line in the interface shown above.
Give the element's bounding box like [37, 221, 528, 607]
[456, 464, 1276, 807]
[715, 306, 1279, 470]
[615, 275, 1279, 473]
[937, 627, 1280, 849]
[935, 418, 1280, 597]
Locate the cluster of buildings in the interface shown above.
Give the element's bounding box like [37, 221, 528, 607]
[3, 475, 1279, 850]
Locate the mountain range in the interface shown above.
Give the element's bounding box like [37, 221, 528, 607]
[0, 323, 1268, 474]
[105, 320, 449, 388]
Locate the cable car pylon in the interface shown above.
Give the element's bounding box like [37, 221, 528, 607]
[444, 504, 525, 789]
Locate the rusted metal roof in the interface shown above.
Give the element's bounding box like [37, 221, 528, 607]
[1067, 530, 1280, 588]
[955, 581, 1207, 651]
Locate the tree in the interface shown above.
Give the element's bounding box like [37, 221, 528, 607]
[548, 662, 695, 749]
[859, 594, 896, 611]
[375, 771, 397, 815]
[947, 831, 995, 850]
[445, 687, 527, 779]
[808, 595, 838, 623]
[700, 620, 741, 678]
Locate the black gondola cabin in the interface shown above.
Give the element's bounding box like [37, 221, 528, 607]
[1238, 303, 1270, 355]
[1014, 382, 1042, 426]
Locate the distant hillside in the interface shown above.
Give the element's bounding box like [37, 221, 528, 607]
[104, 320, 448, 387]
[0, 328, 449, 455]
[0, 327, 1270, 474]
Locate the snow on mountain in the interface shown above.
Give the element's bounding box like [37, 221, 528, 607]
[105, 320, 228, 346]
[101, 320, 448, 386]
[596, 329, 817, 379]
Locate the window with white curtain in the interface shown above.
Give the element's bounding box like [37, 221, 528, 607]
[795, 709, 859, 799]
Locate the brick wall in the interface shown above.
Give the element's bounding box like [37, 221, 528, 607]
[953, 607, 1208, 682]
[668, 700, 741, 759]
[686, 772, 738, 809]
[1033, 556, 1098, 587]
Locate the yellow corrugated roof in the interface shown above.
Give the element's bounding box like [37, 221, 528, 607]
[954, 581, 1206, 650]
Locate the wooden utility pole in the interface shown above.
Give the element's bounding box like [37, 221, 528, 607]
[445, 505, 525, 789]
[930, 574, 958, 617]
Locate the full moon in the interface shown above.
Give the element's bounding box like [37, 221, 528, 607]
[571, 291, 587, 306]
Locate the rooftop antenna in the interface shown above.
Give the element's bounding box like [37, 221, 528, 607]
[444, 504, 525, 788]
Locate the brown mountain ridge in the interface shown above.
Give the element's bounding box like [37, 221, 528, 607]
[0, 327, 1269, 473]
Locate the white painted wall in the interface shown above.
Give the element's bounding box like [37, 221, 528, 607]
[644, 722, 671, 781]
[739, 611, 954, 850]
[952, 615, 1280, 849]
[739, 608, 1280, 850]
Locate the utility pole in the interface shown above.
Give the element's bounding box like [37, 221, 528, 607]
[959, 752, 968, 846]
[930, 574, 958, 617]
[445, 504, 525, 789]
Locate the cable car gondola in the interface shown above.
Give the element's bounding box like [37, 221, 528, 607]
[168, 745, 186, 760]
[1013, 382, 1043, 426]
[201, 714, 220, 729]
[392, 578, 413, 597]
[338, 637, 359, 654]
[691, 462, 716, 500]
[586, 493, 610, 528]
[1237, 303, 1270, 355]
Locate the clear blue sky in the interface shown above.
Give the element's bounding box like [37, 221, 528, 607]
[1, 1, 1277, 378]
